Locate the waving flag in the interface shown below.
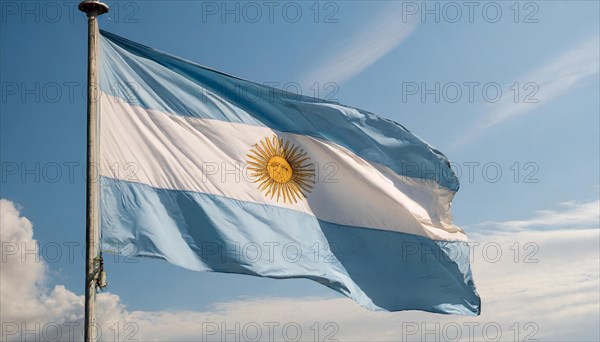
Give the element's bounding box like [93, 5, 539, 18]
[98, 30, 480, 315]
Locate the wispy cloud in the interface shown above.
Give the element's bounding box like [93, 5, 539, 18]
[473, 199, 600, 232]
[453, 35, 599, 147]
[302, 5, 417, 86]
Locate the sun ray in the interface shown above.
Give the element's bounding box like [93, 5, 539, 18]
[253, 173, 271, 182]
[286, 145, 300, 160]
[289, 182, 308, 198]
[249, 148, 269, 162]
[246, 154, 266, 165]
[283, 140, 290, 157]
[253, 144, 271, 160]
[265, 136, 276, 153]
[281, 185, 288, 203]
[288, 152, 307, 163]
[258, 178, 273, 191]
[260, 140, 271, 156]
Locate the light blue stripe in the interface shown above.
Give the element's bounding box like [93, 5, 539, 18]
[100, 176, 480, 315]
[98, 30, 459, 191]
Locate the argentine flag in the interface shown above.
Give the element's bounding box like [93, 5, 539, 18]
[98, 30, 480, 315]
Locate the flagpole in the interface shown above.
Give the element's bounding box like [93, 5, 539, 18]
[79, 1, 108, 341]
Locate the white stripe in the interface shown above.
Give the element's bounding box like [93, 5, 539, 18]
[99, 92, 467, 242]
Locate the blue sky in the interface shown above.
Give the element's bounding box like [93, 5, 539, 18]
[1, 1, 599, 340]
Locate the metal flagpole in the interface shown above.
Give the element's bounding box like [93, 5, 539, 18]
[79, 1, 108, 341]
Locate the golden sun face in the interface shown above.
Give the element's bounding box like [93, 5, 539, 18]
[247, 135, 315, 204]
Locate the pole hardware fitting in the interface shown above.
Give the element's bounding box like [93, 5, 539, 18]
[91, 256, 108, 290]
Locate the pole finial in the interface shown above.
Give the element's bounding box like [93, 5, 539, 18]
[78, 0, 109, 16]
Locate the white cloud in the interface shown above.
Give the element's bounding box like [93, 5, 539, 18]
[453, 35, 599, 147]
[302, 5, 417, 86]
[1, 198, 598, 341]
[474, 199, 600, 232]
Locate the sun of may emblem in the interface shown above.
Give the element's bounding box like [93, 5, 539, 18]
[246, 135, 315, 204]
